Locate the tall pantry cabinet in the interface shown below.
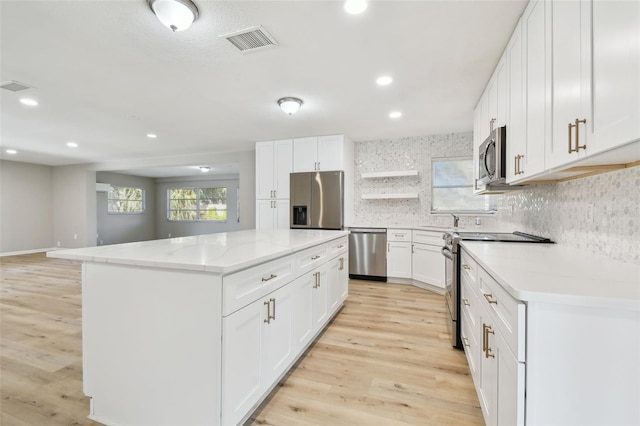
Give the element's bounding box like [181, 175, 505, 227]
[255, 140, 292, 230]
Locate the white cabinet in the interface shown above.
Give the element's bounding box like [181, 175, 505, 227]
[386, 229, 412, 280]
[411, 230, 445, 289]
[256, 140, 292, 230]
[293, 135, 349, 172]
[461, 247, 525, 426]
[222, 283, 294, 426]
[291, 274, 314, 353]
[255, 140, 292, 200]
[255, 199, 289, 230]
[328, 254, 348, 314]
[548, 0, 640, 169]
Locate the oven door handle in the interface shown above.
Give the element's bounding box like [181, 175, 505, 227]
[441, 246, 453, 260]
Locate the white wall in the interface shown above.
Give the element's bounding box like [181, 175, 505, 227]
[155, 176, 240, 238]
[96, 172, 156, 245]
[0, 160, 54, 253]
[53, 165, 96, 249]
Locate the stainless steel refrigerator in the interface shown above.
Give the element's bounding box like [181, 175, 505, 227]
[290, 171, 344, 230]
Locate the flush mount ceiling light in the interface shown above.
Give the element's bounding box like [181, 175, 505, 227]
[344, 0, 368, 15]
[148, 0, 199, 32]
[6, 149, 17, 155]
[147, 133, 157, 139]
[19, 98, 38, 106]
[389, 111, 402, 119]
[376, 75, 393, 86]
[277, 97, 303, 115]
[199, 166, 211, 173]
[66, 142, 78, 148]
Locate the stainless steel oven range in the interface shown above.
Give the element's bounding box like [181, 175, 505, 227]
[442, 231, 553, 349]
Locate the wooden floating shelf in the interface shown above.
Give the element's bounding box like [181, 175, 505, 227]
[361, 193, 419, 200]
[361, 170, 419, 179]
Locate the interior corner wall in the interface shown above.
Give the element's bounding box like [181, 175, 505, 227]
[52, 164, 96, 249]
[0, 160, 54, 253]
[96, 171, 156, 245]
[236, 149, 255, 230]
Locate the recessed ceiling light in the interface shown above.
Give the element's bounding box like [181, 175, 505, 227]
[147, 133, 157, 139]
[344, 0, 367, 14]
[6, 149, 17, 155]
[19, 98, 39, 106]
[389, 111, 402, 119]
[376, 76, 393, 86]
[199, 166, 211, 173]
[67, 142, 78, 148]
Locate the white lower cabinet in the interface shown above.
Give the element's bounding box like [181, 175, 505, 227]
[411, 243, 444, 288]
[222, 236, 348, 425]
[387, 242, 412, 279]
[222, 283, 294, 426]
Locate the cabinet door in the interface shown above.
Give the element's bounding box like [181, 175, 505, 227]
[317, 135, 344, 171]
[255, 142, 275, 199]
[548, 0, 590, 168]
[479, 317, 498, 426]
[291, 274, 314, 353]
[221, 300, 265, 426]
[312, 263, 329, 331]
[589, 0, 640, 154]
[261, 284, 294, 386]
[273, 139, 292, 198]
[496, 331, 525, 426]
[411, 243, 445, 289]
[337, 254, 349, 303]
[506, 20, 526, 183]
[256, 200, 275, 230]
[293, 137, 318, 172]
[275, 199, 290, 230]
[327, 256, 340, 314]
[522, 0, 549, 174]
[387, 242, 412, 279]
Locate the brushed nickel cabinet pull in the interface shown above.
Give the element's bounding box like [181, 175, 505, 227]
[568, 122, 575, 153]
[412, 244, 414, 254]
[462, 337, 470, 347]
[482, 323, 488, 352]
[575, 118, 587, 152]
[485, 325, 495, 358]
[462, 264, 470, 270]
[462, 298, 470, 306]
[489, 118, 496, 133]
[313, 272, 319, 288]
[339, 257, 344, 270]
[270, 298, 276, 321]
[311, 255, 321, 260]
[264, 300, 271, 324]
[261, 273, 277, 282]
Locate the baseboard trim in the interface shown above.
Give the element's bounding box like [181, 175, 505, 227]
[0, 247, 57, 257]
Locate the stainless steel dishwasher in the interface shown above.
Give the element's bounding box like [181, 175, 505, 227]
[348, 228, 387, 281]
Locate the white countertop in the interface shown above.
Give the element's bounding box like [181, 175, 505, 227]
[461, 241, 640, 311]
[48, 229, 349, 274]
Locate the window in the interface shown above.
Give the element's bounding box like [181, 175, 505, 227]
[108, 186, 145, 213]
[431, 157, 495, 213]
[168, 187, 227, 221]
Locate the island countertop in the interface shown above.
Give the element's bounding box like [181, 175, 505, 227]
[47, 229, 349, 274]
[461, 241, 640, 311]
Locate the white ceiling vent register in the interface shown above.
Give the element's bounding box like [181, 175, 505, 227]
[0, 80, 33, 92]
[221, 26, 278, 52]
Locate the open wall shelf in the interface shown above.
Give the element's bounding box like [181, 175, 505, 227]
[361, 170, 419, 179]
[361, 193, 419, 200]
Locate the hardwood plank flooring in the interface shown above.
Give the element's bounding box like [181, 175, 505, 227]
[1, 253, 483, 425]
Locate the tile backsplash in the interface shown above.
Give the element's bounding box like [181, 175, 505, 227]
[353, 132, 639, 264]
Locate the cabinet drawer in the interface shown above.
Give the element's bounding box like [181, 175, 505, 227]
[478, 268, 526, 361]
[460, 248, 478, 289]
[223, 255, 295, 316]
[327, 236, 348, 258]
[461, 306, 481, 386]
[460, 277, 480, 331]
[387, 229, 411, 242]
[412, 230, 444, 246]
[296, 244, 329, 276]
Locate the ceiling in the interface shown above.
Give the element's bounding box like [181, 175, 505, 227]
[0, 0, 527, 177]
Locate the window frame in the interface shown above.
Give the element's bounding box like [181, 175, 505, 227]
[167, 186, 228, 222]
[430, 156, 496, 215]
[107, 185, 146, 215]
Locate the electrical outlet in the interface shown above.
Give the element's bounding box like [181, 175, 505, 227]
[585, 202, 595, 223]
[168, 233, 171, 238]
[73, 234, 78, 240]
[57, 241, 61, 247]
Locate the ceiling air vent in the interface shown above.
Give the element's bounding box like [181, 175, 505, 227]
[0, 80, 33, 92]
[221, 26, 278, 53]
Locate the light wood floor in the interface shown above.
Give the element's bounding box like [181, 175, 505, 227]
[1, 253, 483, 425]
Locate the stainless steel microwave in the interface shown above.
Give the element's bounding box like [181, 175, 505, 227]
[478, 126, 507, 186]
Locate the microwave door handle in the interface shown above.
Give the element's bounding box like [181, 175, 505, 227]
[483, 141, 493, 177]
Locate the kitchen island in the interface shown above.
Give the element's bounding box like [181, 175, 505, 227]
[48, 229, 350, 426]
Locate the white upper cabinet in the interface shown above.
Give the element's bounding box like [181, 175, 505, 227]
[255, 139, 292, 199]
[293, 135, 348, 172]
